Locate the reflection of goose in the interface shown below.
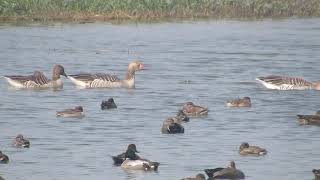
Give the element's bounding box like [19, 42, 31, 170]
[226, 97, 251, 107]
[68, 61, 144, 88]
[297, 110, 320, 125]
[56, 106, 84, 118]
[13, 134, 30, 148]
[3, 65, 67, 89]
[119, 144, 159, 171]
[182, 102, 208, 116]
[181, 173, 206, 180]
[204, 161, 245, 179]
[256, 75, 320, 90]
[239, 142, 267, 156]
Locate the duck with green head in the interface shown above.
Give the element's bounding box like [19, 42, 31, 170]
[120, 144, 159, 171]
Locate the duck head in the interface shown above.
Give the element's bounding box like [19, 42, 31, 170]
[239, 142, 250, 151]
[176, 110, 189, 122]
[101, 98, 117, 110]
[75, 106, 84, 112]
[15, 134, 30, 148]
[125, 144, 140, 160]
[52, 64, 67, 80]
[182, 102, 208, 116]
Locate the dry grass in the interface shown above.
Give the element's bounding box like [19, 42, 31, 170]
[0, 0, 319, 22]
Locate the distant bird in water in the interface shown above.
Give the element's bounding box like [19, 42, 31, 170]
[226, 97, 251, 107]
[161, 118, 184, 134]
[256, 75, 320, 90]
[56, 106, 85, 118]
[111, 144, 140, 166]
[3, 64, 67, 89]
[13, 134, 30, 148]
[239, 142, 267, 156]
[101, 98, 117, 110]
[181, 173, 206, 180]
[204, 161, 245, 179]
[181, 102, 208, 117]
[313, 169, 320, 180]
[0, 151, 9, 164]
[297, 110, 320, 125]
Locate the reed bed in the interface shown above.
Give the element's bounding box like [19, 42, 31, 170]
[0, 0, 319, 22]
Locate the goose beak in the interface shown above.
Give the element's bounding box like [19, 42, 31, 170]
[62, 72, 68, 77]
[139, 64, 145, 70]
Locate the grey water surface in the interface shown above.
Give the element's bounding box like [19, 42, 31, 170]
[0, 18, 320, 180]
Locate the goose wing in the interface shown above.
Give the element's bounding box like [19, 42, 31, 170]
[5, 71, 50, 86]
[257, 75, 312, 86]
[68, 73, 120, 83]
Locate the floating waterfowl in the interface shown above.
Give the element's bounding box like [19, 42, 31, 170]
[13, 134, 30, 148]
[120, 144, 159, 171]
[204, 161, 245, 179]
[256, 75, 320, 90]
[161, 118, 184, 134]
[297, 110, 320, 125]
[3, 65, 67, 89]
[68, 61, 144, 88]
[239, 142, 267, 156]
[182, 102, 208, 116]
[112, 144, 140, 166]
[226, 97, 251, 107]
[101, 98, 117, 110]
[313, 169, 320, 180]
[0, 151, 9, 164]
[56, 106, 84, 118]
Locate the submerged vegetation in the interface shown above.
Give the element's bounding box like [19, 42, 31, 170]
[0, 0, 319, 22]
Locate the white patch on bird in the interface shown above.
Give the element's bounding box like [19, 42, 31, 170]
[68, 76, 88, 87]
[4, 77, 24, 88]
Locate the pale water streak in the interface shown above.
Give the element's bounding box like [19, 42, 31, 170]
[0, 18, 320, 180]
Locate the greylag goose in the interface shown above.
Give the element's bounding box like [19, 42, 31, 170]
[13, 134, 30, 148]
[111, 144, 140, 166]
[101, 98, 117, 110]
[227, 97, 251, 107]
[120, 144, 159, 171]
[181, 173, 206, 180]
[297, 110, 320, 125]
[68, 61, 144, 88]
[3, 65, 67, 89]
[313, 169, 320, 180]
[256, 75, 320, 90]
[182, 102, 208, 117]
[239, 142, 267, 156]
[161, 118, 184, 134]
[204, 161, 245, 179]
[0, 151, 9, 164]
[56, 106, 84, 118]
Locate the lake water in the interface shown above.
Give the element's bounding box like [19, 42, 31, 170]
[0, 18, 320, 180]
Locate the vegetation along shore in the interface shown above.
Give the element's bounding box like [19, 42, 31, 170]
[0, 0, 319, 22]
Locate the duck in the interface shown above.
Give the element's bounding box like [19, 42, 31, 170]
[111, 144, 140, 166]
[68, 60, 144, 88]
[161, 118, 184, 134]
[226, 97, 251, 107]
[120, 144, 160, 171]
[181, 173, 206, 180]
[56, 106, 84, 118]
[101, 98, 117, 110]
[204, 161, 245, 179]
[297, 110, 320, 125]
[182, 102, 208, 117]
[3, 64, 67, 89]
[313, 169, 320, 180]
[13, 134, 30, 148]
[0, 151, 9, 164]
[256, 75, 320, 90]
[239, 142, 267, 156]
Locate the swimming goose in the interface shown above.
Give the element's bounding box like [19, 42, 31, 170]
[181, 173, 206, 180]
[204, 161, 245, 179]
[120, 144, 159, 171]
[227, 97, 251, 107]
[256, 75, 320, 90]
[101, 98, 117, 110]
[68, 61, 144, 88]
[13, 134, 30, 148]
[297, 110, 320, 125]
[56, 106, 84, 118]
[313, 169, 320, 180]
[239, 142, 267, 156]
[3, 65, 67, 89]
[112, 144, 140, 166]
[182, 102, 208, 117]
[161, 118, 184, 134]
[0, 151, 9, 164]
